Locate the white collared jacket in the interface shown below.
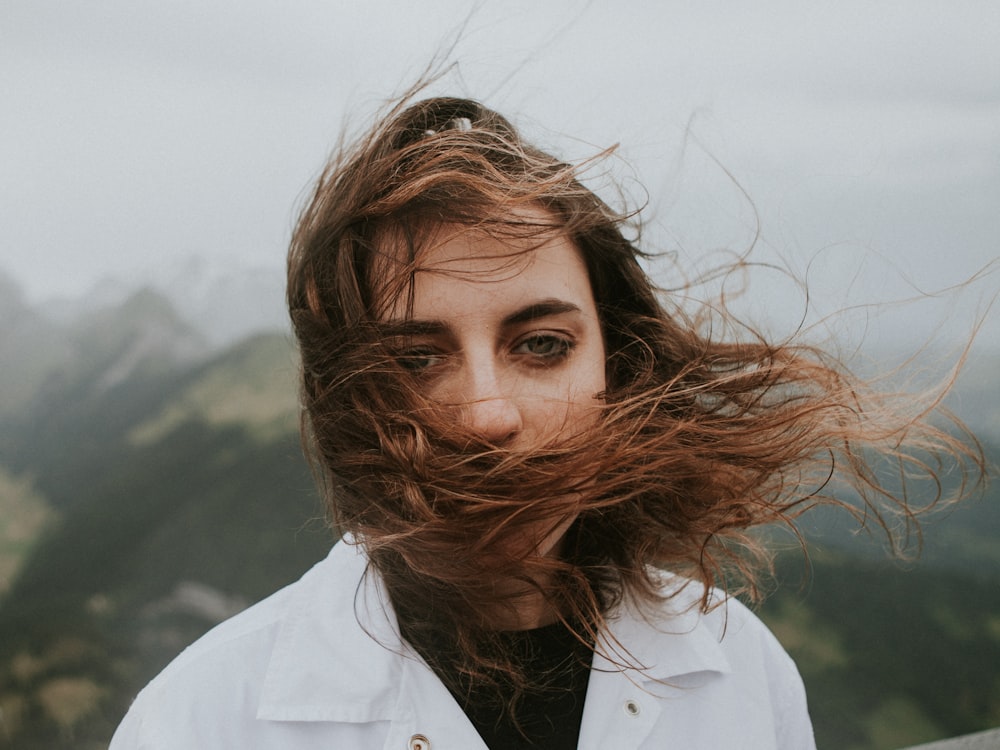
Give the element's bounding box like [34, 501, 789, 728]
[111, 540, 815, 749]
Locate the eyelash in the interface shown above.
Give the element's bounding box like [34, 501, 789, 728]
[512, 334, 574, 363]
[395, 334, 574, 373]
[396, 347, 444, 372]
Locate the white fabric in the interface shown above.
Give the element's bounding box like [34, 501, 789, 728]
[110, 540, 815, 749]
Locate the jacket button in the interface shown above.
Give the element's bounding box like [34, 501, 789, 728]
[624, 699, 641, 716]
[409, 734, 431, 750]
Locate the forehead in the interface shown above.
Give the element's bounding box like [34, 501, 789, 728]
[373, 210, 594, 321]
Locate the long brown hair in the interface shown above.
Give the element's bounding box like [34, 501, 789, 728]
[286, 93, 984, 703]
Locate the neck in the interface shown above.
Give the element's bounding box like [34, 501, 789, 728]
[485, 564, 567, 631]
[489, 517, 576, 630]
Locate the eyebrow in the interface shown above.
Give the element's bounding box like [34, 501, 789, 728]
[380, 298, 583, 338]
[501, 299, 582, 326]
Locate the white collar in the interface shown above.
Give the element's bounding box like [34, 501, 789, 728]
[595, 576, 733, 685]
[256, 539, 731, 723]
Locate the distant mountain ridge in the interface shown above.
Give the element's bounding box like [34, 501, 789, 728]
[0, 272, 996, 749]
[0, 287, 328, 748]
[4, 256, 289, 350]
[0, 274, 209, 418]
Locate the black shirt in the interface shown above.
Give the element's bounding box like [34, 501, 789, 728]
[440, 622, 593, 750]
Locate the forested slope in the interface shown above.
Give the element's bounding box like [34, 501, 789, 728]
[0, 290, 996, 749]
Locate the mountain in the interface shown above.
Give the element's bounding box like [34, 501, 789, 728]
[0, 271, 72, 418]
[0, 280, 208, 422]
[0, 290, 331, 748]
[149, 255, 289, 347]
[758, 548, 1000, 750]
[23, 256, 289, 348]
[0, 286, 211, 517]
[0, 284, 996, 749]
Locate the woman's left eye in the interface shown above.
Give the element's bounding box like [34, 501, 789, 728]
[513, 334, 573, 360]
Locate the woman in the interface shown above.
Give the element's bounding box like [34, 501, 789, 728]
[111, 95, 980, 749]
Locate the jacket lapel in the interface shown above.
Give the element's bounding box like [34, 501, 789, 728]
[578, 582, 733, 750]
[256, 541, 488, 748]
[257, 541, 731, 750]
[256, 541, 404, 723]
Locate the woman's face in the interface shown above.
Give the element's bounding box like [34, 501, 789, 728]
[379, 215, 607, 558]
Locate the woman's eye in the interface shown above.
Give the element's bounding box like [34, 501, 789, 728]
[513, 335, 573, 360]
[397, 348, 443, 372]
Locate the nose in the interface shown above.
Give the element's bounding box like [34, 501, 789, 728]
[456, 366, 523, 446]
[462, 396, 523, 445]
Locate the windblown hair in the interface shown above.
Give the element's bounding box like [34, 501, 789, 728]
[287, 94, 983, 703]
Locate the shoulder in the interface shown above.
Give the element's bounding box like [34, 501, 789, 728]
[597, 573, 815, 749]
[656, 575, 804, 688]
[703, 594, 815, 749]
[110, 542, 360, 748]
[154, 579, 294, 677]
[690, 583, 796, 667]
[607, 574, 796, 676]
[110, 588, 285, 748]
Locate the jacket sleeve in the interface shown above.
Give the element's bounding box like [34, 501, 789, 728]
[766, 630, 817, 750]
[109, 691, 149, 750]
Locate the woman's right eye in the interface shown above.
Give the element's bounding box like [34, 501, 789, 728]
[397, 348, 443, 372]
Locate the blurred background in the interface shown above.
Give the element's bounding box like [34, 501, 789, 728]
[1, 2, 997, 748]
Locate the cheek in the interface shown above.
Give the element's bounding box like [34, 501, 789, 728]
[531, 352, 607, 436]
[572, 340, 608, 405]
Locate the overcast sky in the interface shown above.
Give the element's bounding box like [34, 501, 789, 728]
[2, 0, 998, 347]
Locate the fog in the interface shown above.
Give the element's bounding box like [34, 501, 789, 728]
[2, 0, 997, 349]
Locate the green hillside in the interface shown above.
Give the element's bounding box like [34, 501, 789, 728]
[757, 549, 1000, 750]
[0, 307, 332, 748]
[0, 290, 996, 749]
